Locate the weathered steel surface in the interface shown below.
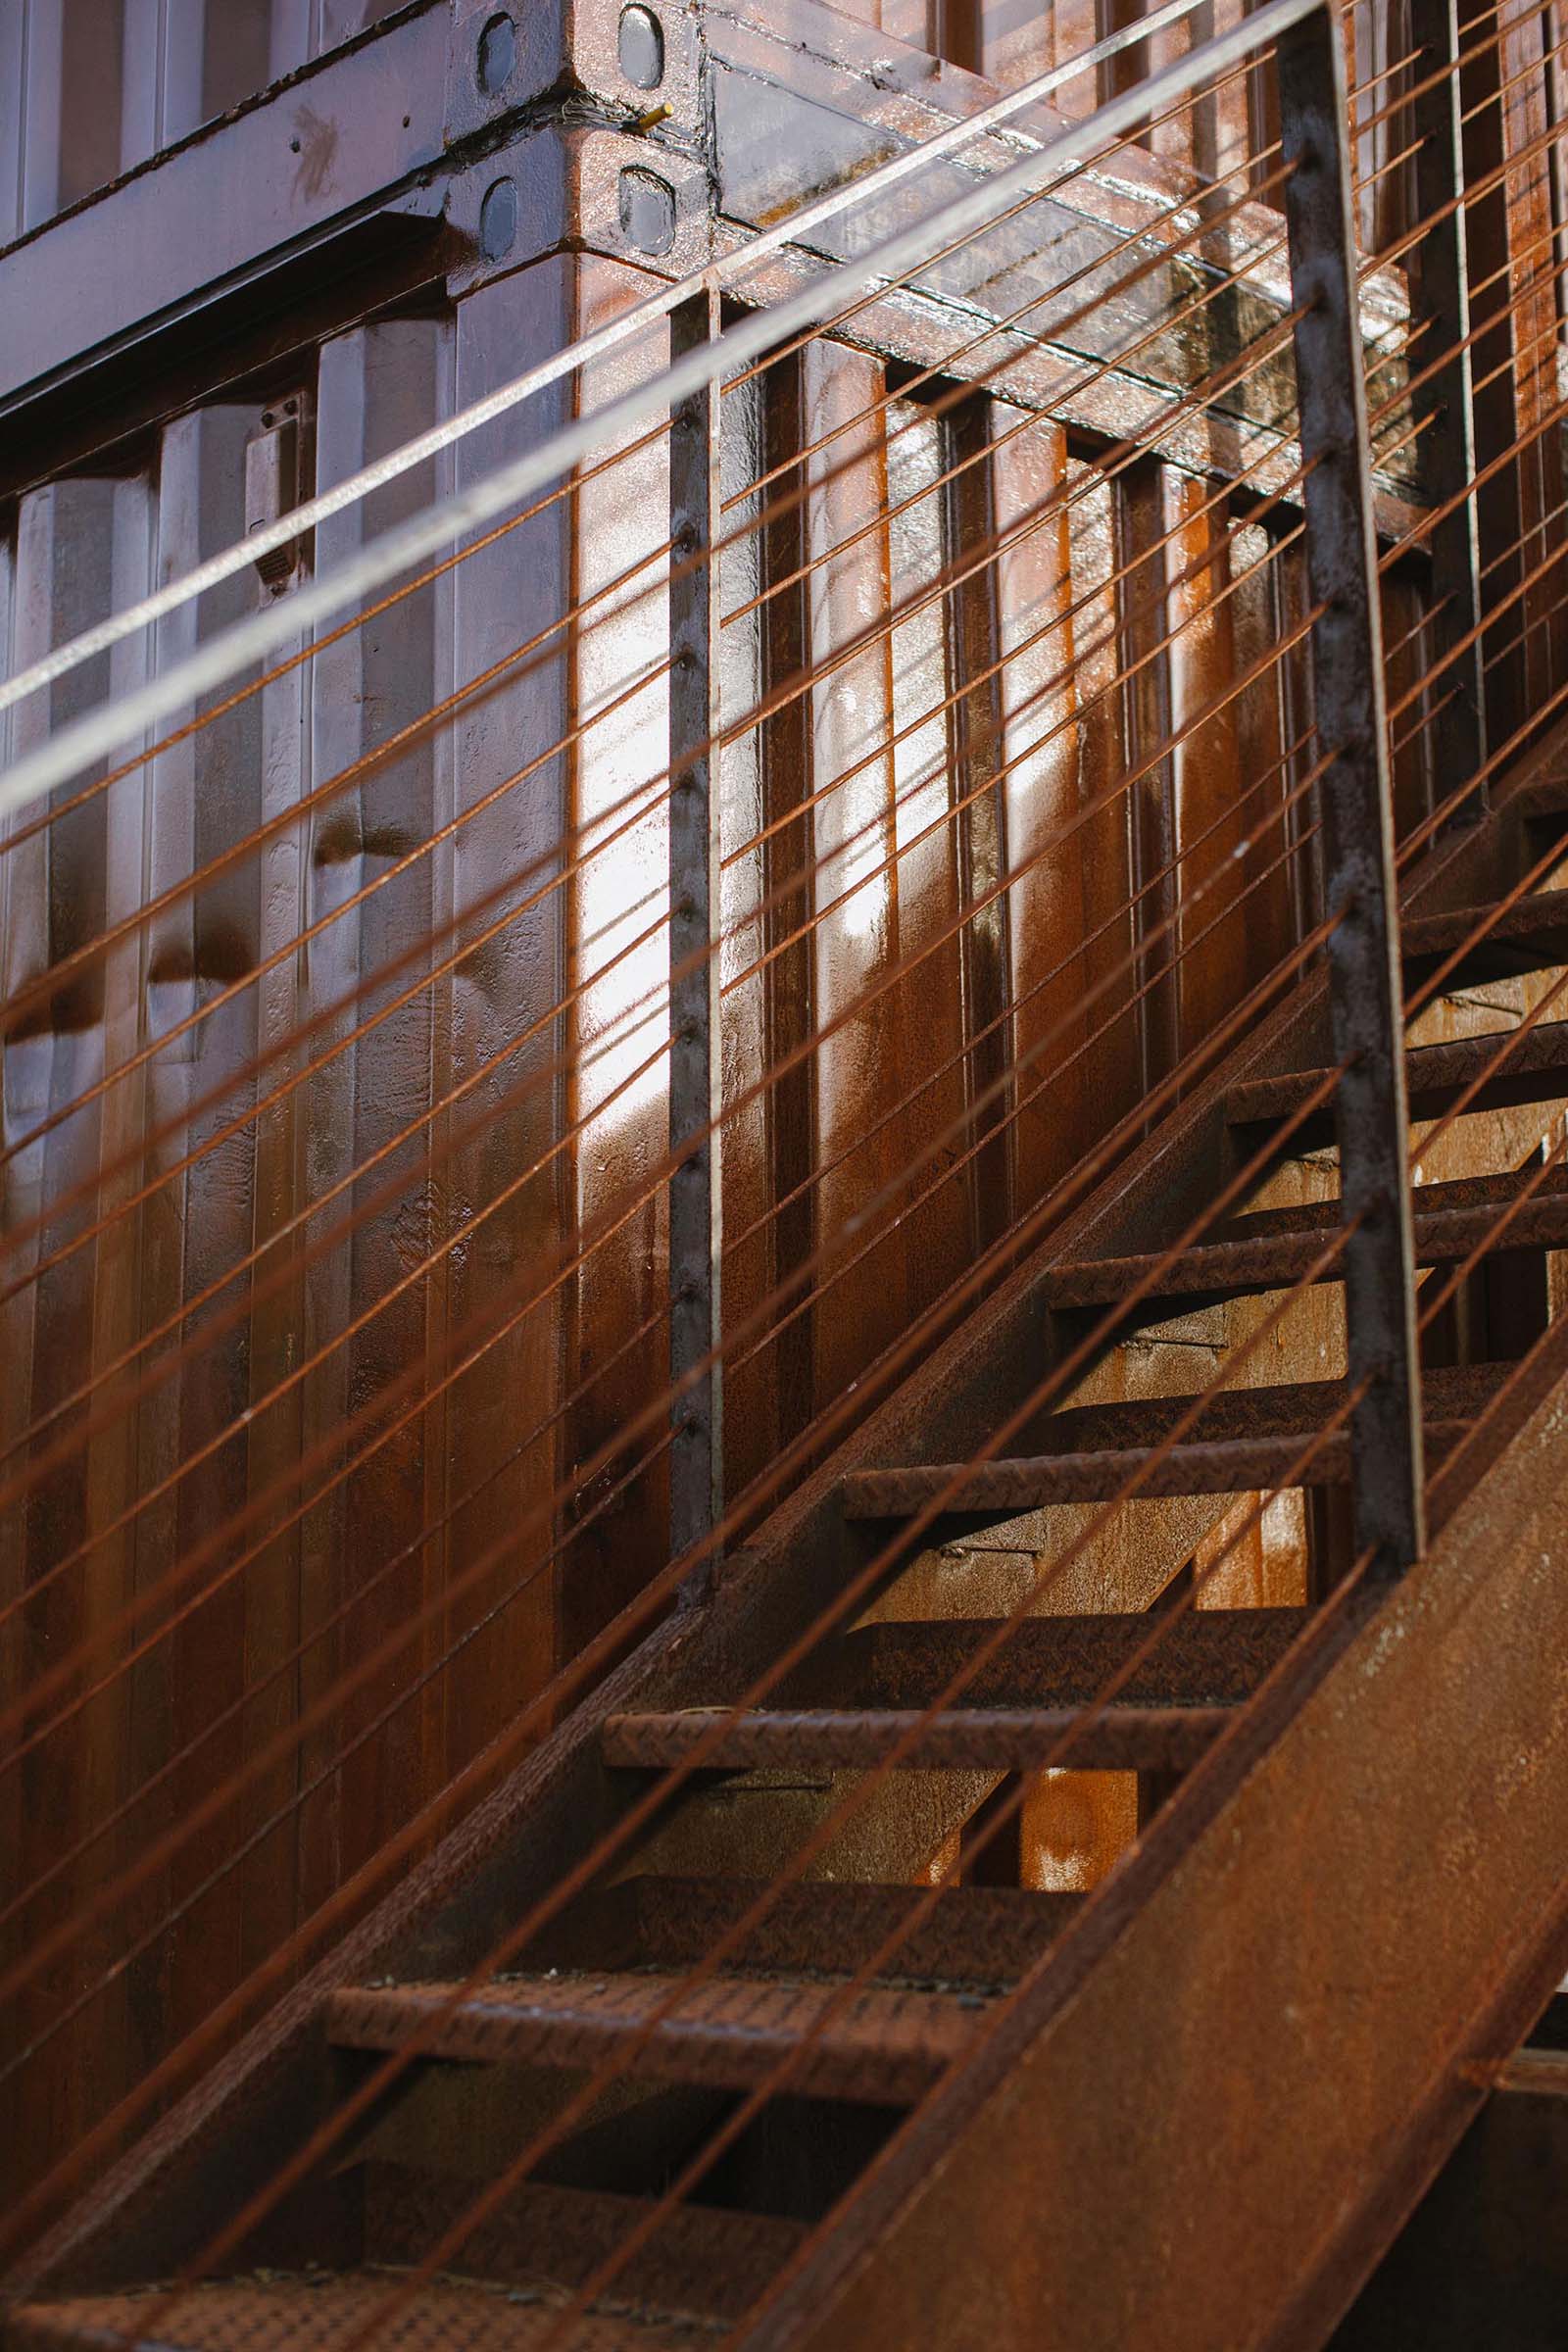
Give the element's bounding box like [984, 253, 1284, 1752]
[1227, 1018, 1568, 1147]
[327, 1970, 988, 2104]
[535, 1874, 1079, 1984]
[0, 11, 452, 417]
[754, 1331, 1568, 2352]
[1, 1, 421, 245]
[818, 1608, 1309, 1709]
[601, 1703, 1233, 1773]
[837, 1417, 1471, 1520]
[1278, 7, 1423, 1573]
[1046, 1193, 1568, 1308]
[10, 2273, 695, 2352]
[1331, 2048, 1568, 2350]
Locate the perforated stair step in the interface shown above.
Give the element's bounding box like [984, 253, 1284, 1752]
[810, 1607, 1310, 1710]
[835, 1422, 1475, 1527]
[601, 1704, 1231, 1777]
[1218, 1164, 1568, 1240]
[547, 1874, 1076, 1985]
[1045, 1183, 1568, 1312]
[1002, 1365, 1504, 1457]
[1400, 890, 1568, 987]
[363, 2165, 806, 2323]
[327, 1970, 991, 2105]
[8, 2273, 698, 2352]
[1223, 1019, 1568, 1151]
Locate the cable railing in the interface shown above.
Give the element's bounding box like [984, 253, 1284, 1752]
[3, 0, 1568, 2338]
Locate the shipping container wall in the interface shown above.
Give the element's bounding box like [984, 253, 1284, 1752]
[1, 0, 416, 242]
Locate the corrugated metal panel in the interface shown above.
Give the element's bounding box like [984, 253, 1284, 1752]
[2, 0, 416, 238]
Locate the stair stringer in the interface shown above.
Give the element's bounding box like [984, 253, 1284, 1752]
[742, 1359, 1568, 2352]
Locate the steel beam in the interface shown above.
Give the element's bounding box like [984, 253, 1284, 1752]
[1276, 8, 1426, 1574]
[667, 287, 724, 1593]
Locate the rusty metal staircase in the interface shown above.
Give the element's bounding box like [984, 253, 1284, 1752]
[10, 714, 1568, 2350]
[7, 2, 1568, 2345]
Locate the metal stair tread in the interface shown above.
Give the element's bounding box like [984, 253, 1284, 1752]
[548, 1875, 1077, 1986]
[1045, 1184, 1568, 1309]
[601, 1704, 1233, 1775]
[835, 1422, 1476, 1521]
[1003, 1365, 1506, 1456]
[1215, 1163, 1568, 1241]
[815, 1607, 1312, 1710]
[363, 2165, 807, 2322]
[1399, 889, 1568, 981]
[327, 1970, 990, 2103]
[1224, 1018, 1568, 1142]
[1493, 2047, 1568, 2100]
[7, 2272, 703, 2352]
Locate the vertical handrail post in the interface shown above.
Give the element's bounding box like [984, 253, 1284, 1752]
[668, 285, 724, 1601]
[1277, 8, 1426, 1574]
[1408, 0, 1489, 817]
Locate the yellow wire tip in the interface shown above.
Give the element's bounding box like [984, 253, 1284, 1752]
[632, 102, 674, 132]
